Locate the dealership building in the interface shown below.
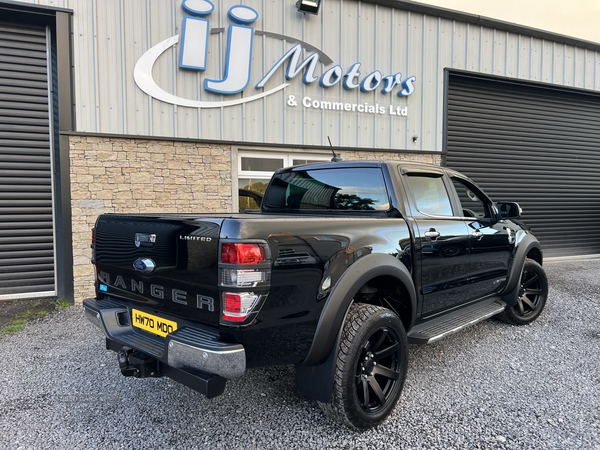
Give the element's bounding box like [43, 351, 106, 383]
[1, 0, 600, 303]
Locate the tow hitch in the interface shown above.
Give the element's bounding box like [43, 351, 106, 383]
[104, 336, 228, 399]
[117, 346, 161, 378]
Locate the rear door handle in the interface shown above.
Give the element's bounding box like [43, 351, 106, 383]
[424, 229, 440, 240]
[471, 230, 483, 241]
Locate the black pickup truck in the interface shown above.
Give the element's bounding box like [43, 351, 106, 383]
[83, 160, 548, 429]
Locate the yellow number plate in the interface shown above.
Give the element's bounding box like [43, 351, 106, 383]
[131, 309, 178, 338]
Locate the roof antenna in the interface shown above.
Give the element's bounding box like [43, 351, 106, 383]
[328, 136, 342, 162]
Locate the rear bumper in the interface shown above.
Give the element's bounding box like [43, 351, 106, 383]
[83, 298, 246, 381]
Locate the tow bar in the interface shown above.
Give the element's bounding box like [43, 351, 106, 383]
[117, 346, 161, 378]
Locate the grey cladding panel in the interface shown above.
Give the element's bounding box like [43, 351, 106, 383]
[446, 72, 600, 258]
[0, 21, 55, 296]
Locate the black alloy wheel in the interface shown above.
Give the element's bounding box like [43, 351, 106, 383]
[499, 258, 548, 325]
[355, 326, 402, 413]
[318, 303, 408, 429]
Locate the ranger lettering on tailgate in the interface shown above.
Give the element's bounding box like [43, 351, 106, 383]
[98, 271, 215, 312]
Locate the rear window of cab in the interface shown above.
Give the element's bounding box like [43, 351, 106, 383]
[262, 167, 390, 211]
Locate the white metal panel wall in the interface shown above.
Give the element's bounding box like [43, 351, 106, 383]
[13, 0, 600, 151]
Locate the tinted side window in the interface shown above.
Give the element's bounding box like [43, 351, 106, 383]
[406, 174, 453, 216]
[451, 177, 490, 219]
[262, 168, 390, 211]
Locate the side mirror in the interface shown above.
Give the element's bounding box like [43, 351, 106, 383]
[496, 202, 522, 219]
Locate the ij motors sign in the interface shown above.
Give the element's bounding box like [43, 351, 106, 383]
[134, 0, 416, 117]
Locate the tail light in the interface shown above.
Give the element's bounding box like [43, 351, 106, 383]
[91, 227, 98, 290]
[221, 243, 265, 264]
[222, 292, 262, 322]
[91, 227, 96, 263]
[220, 243, 268, 288]
[221, 269, 267, 287]
[219, 241, 270, 325]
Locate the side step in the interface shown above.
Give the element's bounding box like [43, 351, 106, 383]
[407, 299, 506, 344]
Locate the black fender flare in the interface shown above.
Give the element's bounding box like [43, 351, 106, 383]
[501, 232, 543, 306]
[303, 253, 416, 366]
[295, 253, 416, 402]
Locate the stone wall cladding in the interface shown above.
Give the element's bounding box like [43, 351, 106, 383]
[343, 151, 441, 165]
[69, 136, 232, 303]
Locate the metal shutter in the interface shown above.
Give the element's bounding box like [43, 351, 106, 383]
[0, 22, 55, 298]
[445, 71, 600, 258]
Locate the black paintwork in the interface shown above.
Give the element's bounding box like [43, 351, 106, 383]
[89, 160, 542, 395]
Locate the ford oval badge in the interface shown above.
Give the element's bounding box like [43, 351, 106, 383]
[133, 258, 156, 274]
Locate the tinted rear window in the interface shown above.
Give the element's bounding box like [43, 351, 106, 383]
[262, 167, 390, 211]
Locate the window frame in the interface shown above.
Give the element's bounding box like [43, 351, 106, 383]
[261, 166, 392, 213]
[403, 171, 457, 218]
[448, 175, 495, 221]
[233, 149, 331, 212]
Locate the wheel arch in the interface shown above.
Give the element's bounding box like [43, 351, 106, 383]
[295, 253, 416, 402]
[501, 232, 544, 306]
[353, 274, 414, 330]
[526, 246, 543, 266]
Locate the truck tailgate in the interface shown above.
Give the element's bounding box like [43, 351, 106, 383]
[93, 214, 223, 326]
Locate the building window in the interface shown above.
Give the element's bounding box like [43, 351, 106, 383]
[236, 151, 330, 211]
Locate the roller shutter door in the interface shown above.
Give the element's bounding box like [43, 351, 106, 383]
[0, 22, 55, 298]
[445, 71, 600, 258]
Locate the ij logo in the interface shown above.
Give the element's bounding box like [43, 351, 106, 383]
[133, 0, 416, 111]
[179, 1, 258, 95]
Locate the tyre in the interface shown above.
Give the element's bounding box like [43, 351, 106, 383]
[498, 258, 548, 325]
[318, 303, 408, 430]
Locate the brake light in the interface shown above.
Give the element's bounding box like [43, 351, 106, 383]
[222, 292, 262, 322]
[221, 243, 265, 264]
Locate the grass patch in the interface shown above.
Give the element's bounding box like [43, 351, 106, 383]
[54, 297, 71, 310]
[0, 298, 70, 336]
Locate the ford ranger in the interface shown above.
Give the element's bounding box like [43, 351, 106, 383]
[83, 160, 548, 429]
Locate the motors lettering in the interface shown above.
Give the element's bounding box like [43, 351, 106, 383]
[98, 271, 214, 312]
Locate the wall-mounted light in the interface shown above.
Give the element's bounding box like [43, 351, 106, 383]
[296, 0, 321, 15]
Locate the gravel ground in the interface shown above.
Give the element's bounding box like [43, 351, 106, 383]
[1, 259, 599, 450]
